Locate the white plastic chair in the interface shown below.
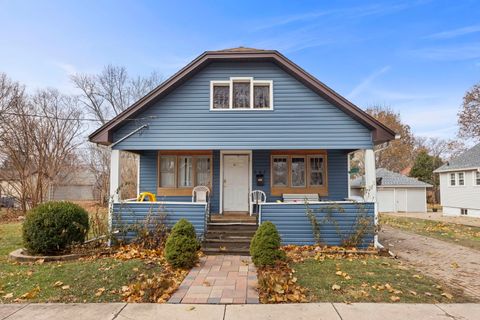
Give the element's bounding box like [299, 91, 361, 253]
[250, 190, 266, 216]
[192, 186, 210, 213]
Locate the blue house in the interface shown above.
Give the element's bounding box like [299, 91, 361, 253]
[89, 47, 395, 253]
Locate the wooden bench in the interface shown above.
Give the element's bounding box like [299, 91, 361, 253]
[282, 193, 320, 203]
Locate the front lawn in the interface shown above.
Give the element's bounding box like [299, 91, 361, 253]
[0, 223, 183, 303]
[292, 254, 476, 303]
[380, 214, 480, 250]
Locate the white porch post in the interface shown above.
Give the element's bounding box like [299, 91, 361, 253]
[364, 149, 379, 247]
[108, 149, 121, 240]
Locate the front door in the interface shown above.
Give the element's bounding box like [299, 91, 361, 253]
[223, 154, 249, 212]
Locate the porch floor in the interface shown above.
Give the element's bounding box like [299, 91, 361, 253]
[168, 255, 259, 304]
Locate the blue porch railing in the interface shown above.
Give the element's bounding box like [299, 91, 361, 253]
[111, 201, 207, 241]
[259, 201, 375, 248]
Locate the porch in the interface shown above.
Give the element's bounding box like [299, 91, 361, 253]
[109, 148, 378, 251]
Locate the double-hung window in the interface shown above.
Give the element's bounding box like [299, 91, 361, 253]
[271, 152, 328, 196]
[458, 172, 465, 186]
[450, 173, 456, 186]
[211, 77, 273, 110]
[158, 152, 212, 195]
[475, 171, 480, 186]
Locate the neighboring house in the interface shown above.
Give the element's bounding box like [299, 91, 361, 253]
[48, 167, 98, 202]
[351, 168, 431, 213]
[434, 143, 480, 217]
[88, 47, 395, 250]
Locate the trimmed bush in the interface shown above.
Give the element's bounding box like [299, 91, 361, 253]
[250, 221, 286, 267]
[165, 219, 200, 268]
[22, 201, 89, 255]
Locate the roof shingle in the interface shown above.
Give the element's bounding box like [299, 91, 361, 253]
[351, 168, 432, 188]
[434, 143, 480, 172]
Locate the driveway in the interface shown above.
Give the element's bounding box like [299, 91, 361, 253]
[384, 211, 480, 227]
[380, 226, 480, 300]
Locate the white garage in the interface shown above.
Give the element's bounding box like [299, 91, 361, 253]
[350, 168, 431, 213]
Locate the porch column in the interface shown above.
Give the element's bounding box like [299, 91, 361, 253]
[364, 148, 379, 248]
[109, 149, 121, 202]
[363, 149, 377, 202]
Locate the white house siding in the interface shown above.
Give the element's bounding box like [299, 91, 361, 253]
[439, 171, 480, 217]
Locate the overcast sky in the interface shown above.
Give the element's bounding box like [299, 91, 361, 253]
[1, 0, 479, 139]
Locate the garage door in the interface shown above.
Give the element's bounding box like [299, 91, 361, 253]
[377, 188, 395, 212]
[395, 188, 408, 212]
[406, 188, 426, 212]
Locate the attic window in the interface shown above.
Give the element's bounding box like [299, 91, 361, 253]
[210, 77, 273, 110]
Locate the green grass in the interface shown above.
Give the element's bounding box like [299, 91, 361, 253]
[293, 256, 476, 303]
[0, 223, 157, 303]
[380, 215, 480, 250]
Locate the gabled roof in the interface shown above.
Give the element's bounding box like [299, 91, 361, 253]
[434, 143, 480, 173]
[351, 168, 432, 188]
[89, 47, 396, 145]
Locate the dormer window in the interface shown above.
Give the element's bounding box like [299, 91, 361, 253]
[210, 77, 273, 110]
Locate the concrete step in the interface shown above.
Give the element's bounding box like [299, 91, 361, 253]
[202, 247, 250, 255]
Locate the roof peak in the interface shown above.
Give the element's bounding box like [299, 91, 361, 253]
[213, 46, 270, 53]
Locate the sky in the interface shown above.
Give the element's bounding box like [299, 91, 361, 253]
[0, 0, 479, 140]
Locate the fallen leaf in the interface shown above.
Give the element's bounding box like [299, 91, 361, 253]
[451, 262, 459, 269]
[53, 281, 64, 287]
[390, 295, 400, 302]
[20, 286, 40, 299]
[332, 284, 341, 291]
[409, 290, 417, 296]
[413, 274, 422, 279]
[441, 292, 453, 300]
[61, 285, 70, 290]
[186, 306, 196, 311]
[95, 288, 106, 297]
[2, 293, 13, 299]
[35, 259, 45, 265]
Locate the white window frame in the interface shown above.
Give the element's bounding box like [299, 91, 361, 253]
[210, 77, 273, 111]
[457, 172, 465, 186]
[474, 171, 480, 186]
[449, 173, 456, 186]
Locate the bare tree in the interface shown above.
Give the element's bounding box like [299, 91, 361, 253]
[72, 65, 161, 125]
[458, 83, 480, 141]
[0, 84, 84, 212]
[415, 136, 467, 161]
[72, 66, 161, 204]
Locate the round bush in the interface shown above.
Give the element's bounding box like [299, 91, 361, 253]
[165, 219, 200, 268]
[250, 221, 286, 267]
[22, 201, 89, 255]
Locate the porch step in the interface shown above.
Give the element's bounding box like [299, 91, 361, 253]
[203, 223, 257, 255]
[202, 247, 250, 255]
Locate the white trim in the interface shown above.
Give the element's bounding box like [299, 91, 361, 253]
[116, 201, 207, 205]
[259, 200, 373, 205]
[136, 154, 140, 197]
[210, 77, 274, 111]
[219, 150, 253, 214]
[435, 166, 480, 173]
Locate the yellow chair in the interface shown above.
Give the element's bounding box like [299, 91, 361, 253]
[136, 192, 156, 202]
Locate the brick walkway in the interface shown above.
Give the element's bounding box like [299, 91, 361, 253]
[168, 255, 259, 304]
[380, 226, 480, 300]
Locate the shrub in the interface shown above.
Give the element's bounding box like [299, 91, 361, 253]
[250, 221, 286, 267]
[164, 219, 200, 268]
[22, 201, 89, 255]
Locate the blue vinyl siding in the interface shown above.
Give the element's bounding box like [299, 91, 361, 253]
[138, 149, 349, 213]
[112, 61, 373, 150]
[112, 202, 206, 241]
[260, 202, 375, 247]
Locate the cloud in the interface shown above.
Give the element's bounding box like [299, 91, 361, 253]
[426, 25, 480, 39]
[53, 62, 77, 75]
[347, 66, 391, 99]
[407, 43, 480, 61]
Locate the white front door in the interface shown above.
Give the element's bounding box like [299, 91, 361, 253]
[223, 154, 249, 212]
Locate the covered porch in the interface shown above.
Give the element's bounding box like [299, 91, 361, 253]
[109, 148, 378, 248]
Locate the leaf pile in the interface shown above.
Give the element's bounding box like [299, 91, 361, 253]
[113, 244, 189, 303]
[282, 245, 377, 263]
[257, 261, 308, 303]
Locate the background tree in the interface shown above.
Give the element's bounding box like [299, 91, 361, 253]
[410, 149, 443, 204]
[72, 66, 162, 203]
[458, 83, 480, 141]
[367, 106, 416, 172]
[0, 84, 83, 212]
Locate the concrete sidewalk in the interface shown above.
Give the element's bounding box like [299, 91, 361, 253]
[2, 303, 480, 320]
